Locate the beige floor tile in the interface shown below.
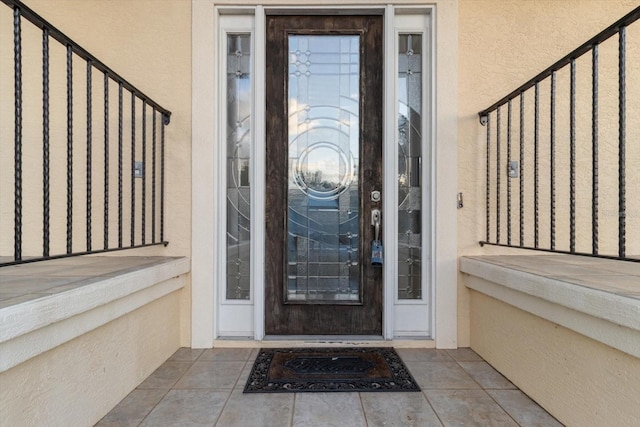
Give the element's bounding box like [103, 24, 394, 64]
[139, 389, 229, 427]
[395, 348, 454, 362]
[292, 392, 367, 427]
[405, 362, 479, 390]
[458, 361, 516, 389]
[445, 348, 483, 362]
[236, 361, 255, 388]
[95, 389, 166, 427]
[99, 347, 561, 427]
[199, 347, 254, 361]
[137, 362, 191, 390]
[487, 390, 563, 427]
[215, 389, 294, 426]
[425, 389, 518, 427]
[361, 392, 443, 427]
[174, 360, 245, 390]
[167, 347, 204, 363]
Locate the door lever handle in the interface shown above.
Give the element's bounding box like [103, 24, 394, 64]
[371, 209, 383, 265]
[371, 209, 381, 241]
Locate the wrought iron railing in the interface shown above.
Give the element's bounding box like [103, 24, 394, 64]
[478, 6, 639, 262]
[1, 0, 171, 266]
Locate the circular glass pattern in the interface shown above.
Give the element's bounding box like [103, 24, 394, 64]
[293, 142, 354, 200]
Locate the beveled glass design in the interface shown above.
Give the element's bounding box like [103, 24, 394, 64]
[287, 35, 360, 302]
[226, 34, 251, 300]
[398, 34, 423, 300]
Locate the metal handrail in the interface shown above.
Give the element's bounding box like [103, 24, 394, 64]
[477, 6, 639, 262]
[0, 0, 171, 122]
[1, 0, 172, 266]
[478, 6, 640, 119]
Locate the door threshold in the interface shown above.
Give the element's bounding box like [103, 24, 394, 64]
[213, 337, 435, 349]
[264, 335, 385, 342]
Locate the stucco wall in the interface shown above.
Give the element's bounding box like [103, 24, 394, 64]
[2, 0, 637, 348]
[3, 0, 194, 346]
[470, 290, 640, 427]
[0, 291, 181, 427]
[457, 0, 639, 345]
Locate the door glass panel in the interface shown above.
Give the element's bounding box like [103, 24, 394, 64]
[226, 34, 251, 300]
[397, 34, 423, 300]
[287, 35, 360, 302]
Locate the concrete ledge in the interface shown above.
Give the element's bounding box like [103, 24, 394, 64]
[0, 256, 190, 372]
[460, 255, 640, 358]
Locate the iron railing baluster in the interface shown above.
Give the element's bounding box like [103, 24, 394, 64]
[86, 61, 92, 252]
[507, 100, 512, 246]
[618, 27, 626, 259]
[592, 46, 599, 256]
[43, 28, 50, 257]
[161, 117, 166, 243]
[569, 59, 576, 253]
[131, 93, 136, 247]
[485, 114, 491, 242]
[104, 72, 109, 250]
[14, 6, 22, 261]
[534, 82, 539, 249]
[519, 93, 524, 247]
[66, 45, 73, 254]
[152, 110, 157, 243]
[496, 107, 501, 244]
[550, 71, 556, 251]
[118, 83, 123, 248]
[142, 101, 147, 245]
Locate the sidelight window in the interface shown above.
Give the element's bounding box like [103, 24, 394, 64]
[226, 33, 252, 300]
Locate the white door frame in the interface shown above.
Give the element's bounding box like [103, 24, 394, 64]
[191, 0, 458, 348]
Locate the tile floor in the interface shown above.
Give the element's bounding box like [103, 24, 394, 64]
[96, 347, 563, 427]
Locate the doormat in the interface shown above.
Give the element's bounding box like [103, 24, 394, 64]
[243, 347, 420, 393]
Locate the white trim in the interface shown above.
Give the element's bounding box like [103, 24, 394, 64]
[191, 0, 217, 348]
[432, 1, 458, 349]
[382, 4, 396, 339]
[253, 6, 266, 341]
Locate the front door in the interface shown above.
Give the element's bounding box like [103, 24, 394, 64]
[265, 15, 383, 335]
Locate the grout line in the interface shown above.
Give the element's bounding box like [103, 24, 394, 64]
[133, 348, 205, 426]
[483, 389, 524, 427]
[135, 387, 173, 427]
[212, 389, 234, 426]
[289, 393, 297, 427]
[421, 390, 446, 427]
[450, 351, 524, 427]
[358, 392, 370, 427]
[211, 349, 250, 426]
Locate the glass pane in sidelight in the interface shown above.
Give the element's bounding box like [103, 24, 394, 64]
[226, 34, 252, 300]
[398, 34, 423, 300]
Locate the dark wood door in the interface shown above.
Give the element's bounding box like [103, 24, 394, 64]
[265, 15, 383, 335]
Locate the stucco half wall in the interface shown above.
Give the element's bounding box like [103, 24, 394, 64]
[470, 291, 640, 427]
[0, 291, 182, 427]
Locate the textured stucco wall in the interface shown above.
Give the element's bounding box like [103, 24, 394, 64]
[2, 0, 637, 349]
[0, 291, 181, 427]
[457, 0, 639, 345]
[470, 290, 640, 427]
[2, 0, 194, 346]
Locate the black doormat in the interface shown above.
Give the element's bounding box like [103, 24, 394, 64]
[243, 347, 420, 393]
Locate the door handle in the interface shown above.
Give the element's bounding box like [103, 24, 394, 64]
[371, 209, 383, 266]
[371, 209, 381, 241]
